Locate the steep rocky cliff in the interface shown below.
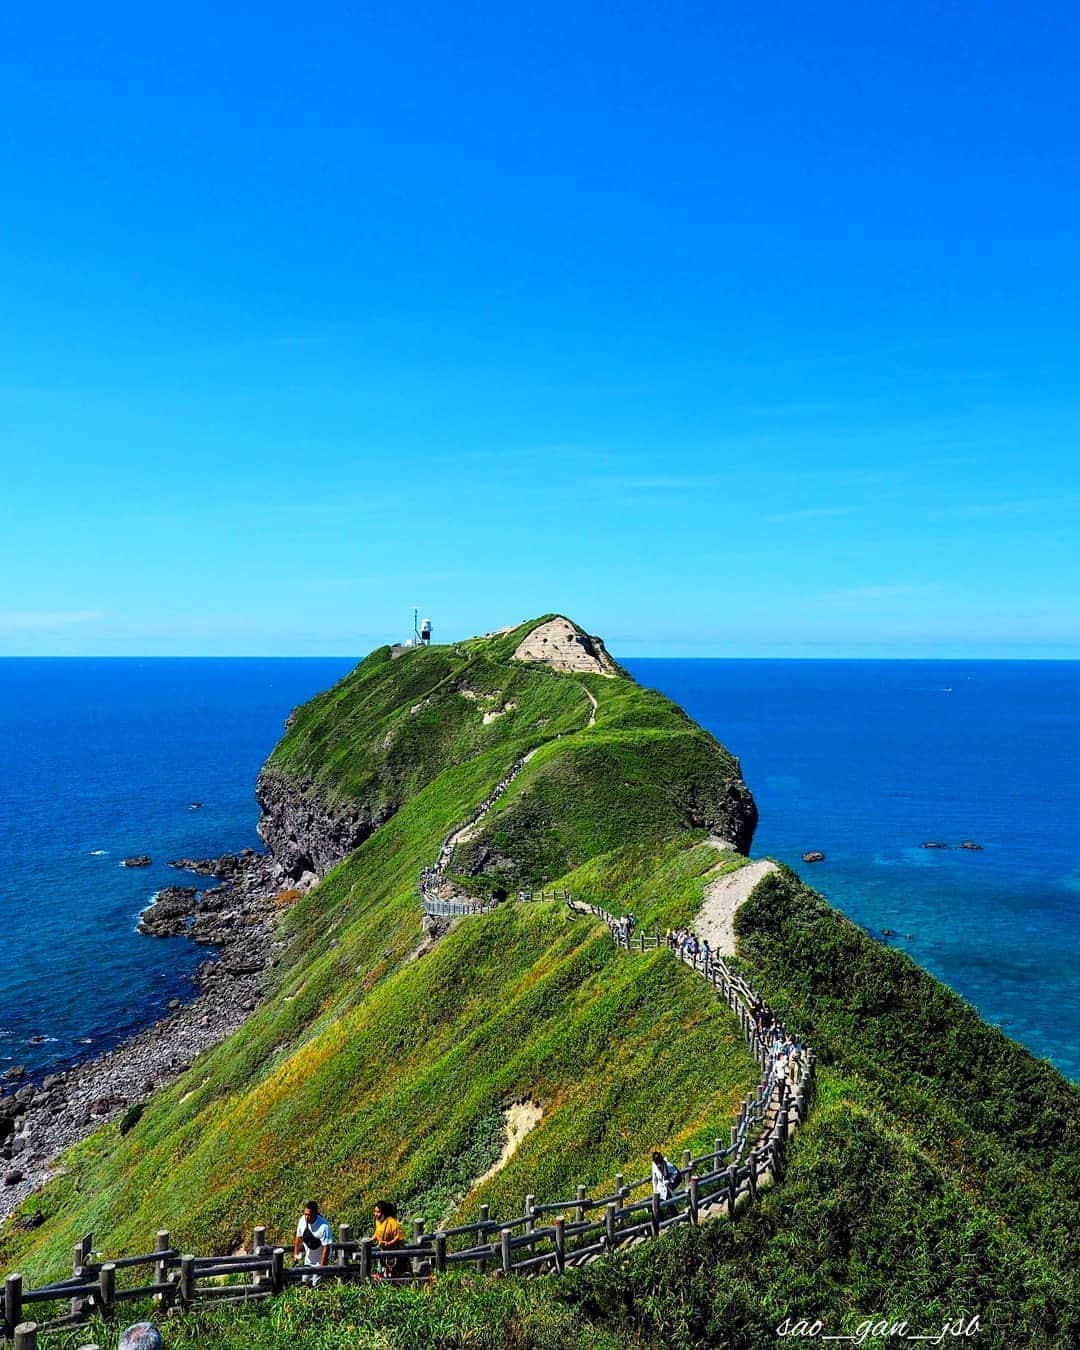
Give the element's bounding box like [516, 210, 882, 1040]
[255, 766, 388, 882]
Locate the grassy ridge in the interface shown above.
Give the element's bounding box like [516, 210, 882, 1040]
[1, 621, 759, 1283]
[733, 866, 1079, 1259]
[552, 833, 751, 932]
[4, 622, 1075, 1348]
[267, 622, 594, 809]
[40, 1076, 1074, 1349]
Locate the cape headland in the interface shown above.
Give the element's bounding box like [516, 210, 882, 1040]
[0, 616, 1075, 1349]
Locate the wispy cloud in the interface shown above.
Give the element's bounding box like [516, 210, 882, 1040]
[808, 585, 938, 608]
[923, 494, 1080, 522]
[0, 609, 104, 632]
[766, 505, 861, 523]
[599, 474, 720, 492]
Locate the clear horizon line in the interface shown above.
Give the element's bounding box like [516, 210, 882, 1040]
[3, 652, 1080, 663]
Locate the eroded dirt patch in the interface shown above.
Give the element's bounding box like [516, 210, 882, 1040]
[474, 1099, 544, 1187]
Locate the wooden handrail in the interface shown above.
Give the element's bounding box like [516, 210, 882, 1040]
[3, 875, 814, 1340]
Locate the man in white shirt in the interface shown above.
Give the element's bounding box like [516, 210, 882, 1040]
[293, 1198, 333, 1285]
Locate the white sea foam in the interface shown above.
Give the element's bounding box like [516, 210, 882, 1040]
[89, 849, 108, 856]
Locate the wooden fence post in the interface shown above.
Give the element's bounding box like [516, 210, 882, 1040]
[71, 1239, 87, 1319]
[252, 1225, 266, 1254]
[477, 1204, 490, 1274]
[98, 1263, 116, 1317]
[434, 1232, 447, 1274]
[605, 1202, 617, 1249]
[614, 1172, 625, 1208]
[688, 1176, 699, 1225]
[156, 1229, 171, 1288]
[339, 1222, 353, 1266]
[358, 1239, 373, 1282]
[13, 1324, 38, 1350]
[553, 1217, 566, 1273]
[525, 1195, 535, 1232]
[180, 1255, 196, 1304]
[500, 1228, 512, 1276]
[575, 1184, 587, 1223]
[682, 1148, 692, 1175]
[726, 1165, 738, 1216]
[748, 1149, 759, 1197]
[650, 1190, 661, 1236]
[771, 1122, 785, 1181]
[4, 1274, 23, 1340]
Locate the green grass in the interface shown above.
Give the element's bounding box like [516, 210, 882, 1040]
[39, 1076, 1076, 1348]
[732, 865, 1079, 1259]
[551, 833, 750, 932]
[0, 620, 758, 1284]
[3, 621, 1076, 1349]
[1, 899, 755, 1286]
[266, 615, 755, 875]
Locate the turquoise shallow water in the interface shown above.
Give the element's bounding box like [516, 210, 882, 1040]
[627, 658, 1080, 1082]
[0, 657, 1076, 1082]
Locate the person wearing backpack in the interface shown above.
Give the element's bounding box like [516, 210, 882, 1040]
[293, 1198, 333, 1285]
[651, 1150, 679, 1201]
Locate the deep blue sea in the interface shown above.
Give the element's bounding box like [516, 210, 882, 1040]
[0, 659, 356, 1079]
[1, 658, 1077, 1083]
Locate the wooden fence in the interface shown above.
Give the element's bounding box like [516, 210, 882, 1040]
[421, 889, 572, 919]
[3, 890, 813, 1343]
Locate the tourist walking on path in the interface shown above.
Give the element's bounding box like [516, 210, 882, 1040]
[294, 1198, 333, 1285]
[373, 1199, 408, 1278]
[651, 1150, 678, 1201]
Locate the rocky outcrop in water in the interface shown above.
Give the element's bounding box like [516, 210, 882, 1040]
[1, 847, 288, 1219]
[138, 887, 198, 937]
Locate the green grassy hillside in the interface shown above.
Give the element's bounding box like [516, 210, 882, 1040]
[3, 619, 1076, 1349]
[258, 616, 755, 881]
[0, 618, 759, 1281]
[41, 870, 1077, 1349]
[731, 867, 1080, 1264]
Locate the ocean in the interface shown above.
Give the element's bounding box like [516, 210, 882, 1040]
[1, 658, 1076, 1083]
[0, 658, 356, 1078]
[628, 658, 1080, 1082]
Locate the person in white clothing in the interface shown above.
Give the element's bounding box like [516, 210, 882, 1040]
[651, 1150, 677, 1201]
[293, 1198, 333, 1285]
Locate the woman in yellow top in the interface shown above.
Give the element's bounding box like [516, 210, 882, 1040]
[373, 1199, 407, 1278]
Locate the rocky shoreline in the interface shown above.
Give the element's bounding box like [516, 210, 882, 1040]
[0, 848, 298, 1222]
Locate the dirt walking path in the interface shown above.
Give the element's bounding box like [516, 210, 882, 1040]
[695, 857, 779, 956]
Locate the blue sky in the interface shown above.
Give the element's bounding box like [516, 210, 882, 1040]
[2, 2, 1078, 656]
